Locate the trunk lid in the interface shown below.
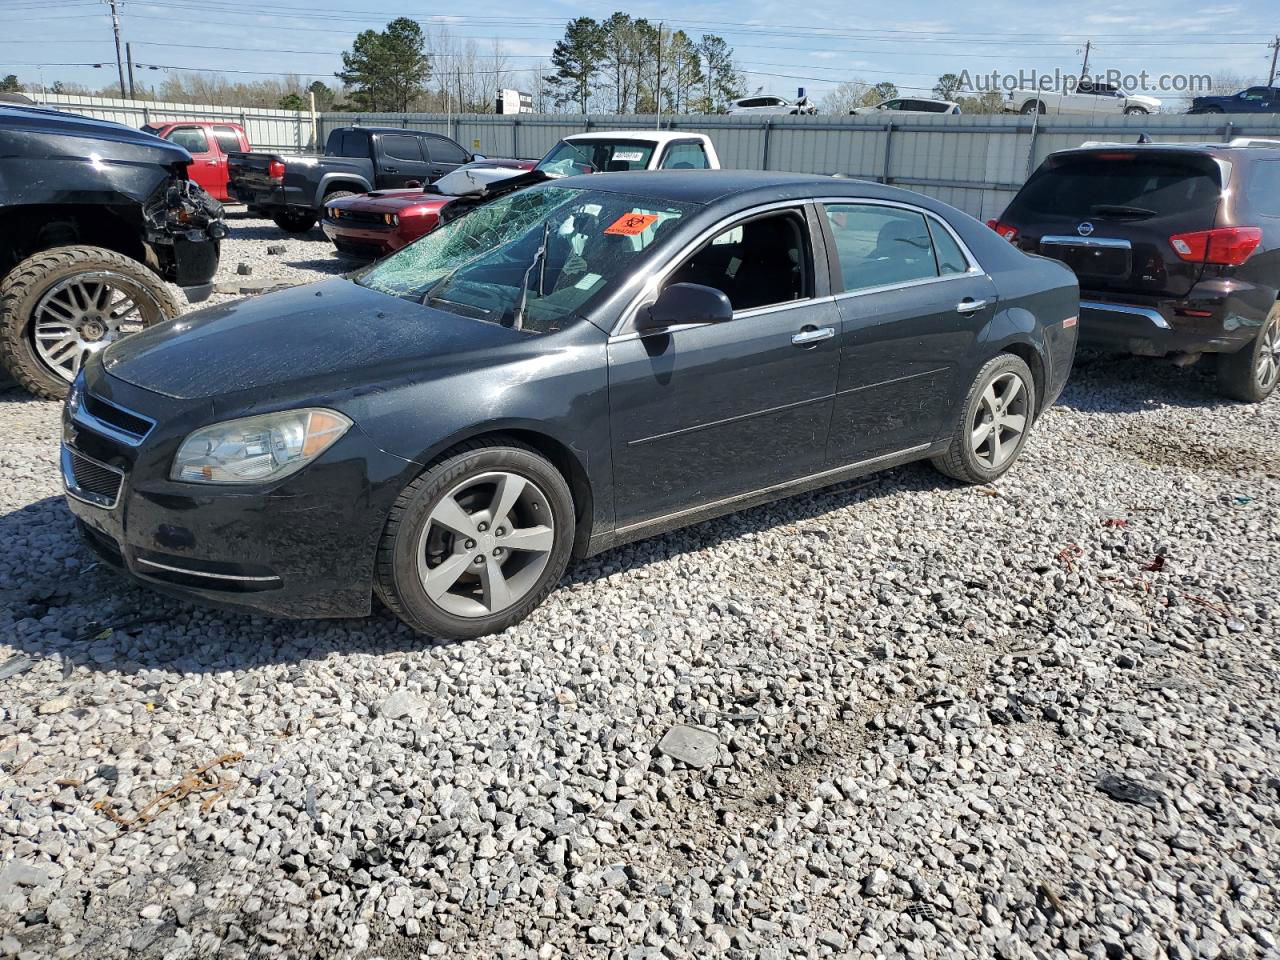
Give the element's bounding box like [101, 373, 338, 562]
[1001, 150, 1225, 298]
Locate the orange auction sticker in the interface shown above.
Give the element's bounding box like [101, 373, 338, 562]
[604, 213, 660, 236]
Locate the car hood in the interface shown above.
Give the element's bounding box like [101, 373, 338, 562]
[103, 279, 522, 401]
[331, 191, 451, 214]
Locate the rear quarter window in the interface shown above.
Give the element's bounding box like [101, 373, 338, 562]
[1245, 161, 1280, 217]
[1008, 154, 1222, 221]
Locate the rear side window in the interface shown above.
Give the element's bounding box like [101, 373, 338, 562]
[1007, 154, 1222, 221]
[381, 135, 423, 162]
[928, 219, 970, 275]
[661, 142, 709, 170]
[1246, 161, 1280, 217]
[426, 137, 469, 164]
[212, 126, 241, 153]
[330, 131, 370, 158]
[825, 204, 939, 291]
[167, 127, 209, 153]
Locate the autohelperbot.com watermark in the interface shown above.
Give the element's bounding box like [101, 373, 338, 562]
[957, 69, 1213, 95]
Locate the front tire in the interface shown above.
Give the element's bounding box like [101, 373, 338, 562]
[375, 439, 575, 640]
[932, 354, 1037, 484]
[271, 209, 318, 234]
[1124, 106, 1149, 116]
[1020, 100, 1045, 115]
[0, 245, 179, 399]
[1217, 304, 1280, 403]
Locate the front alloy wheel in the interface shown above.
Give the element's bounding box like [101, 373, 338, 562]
[376, 439, 575, 639]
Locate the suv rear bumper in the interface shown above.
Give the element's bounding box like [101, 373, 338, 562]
[1078, 285, 1272, 356]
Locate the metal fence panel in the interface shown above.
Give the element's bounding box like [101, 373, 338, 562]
[21, 92, 313, 152]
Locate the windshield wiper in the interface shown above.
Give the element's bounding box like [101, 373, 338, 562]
[511, 219, 552, 332]
[1091, 203, 1157, 219]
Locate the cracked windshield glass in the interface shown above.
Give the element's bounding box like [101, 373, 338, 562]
[357, 185, 694, 333]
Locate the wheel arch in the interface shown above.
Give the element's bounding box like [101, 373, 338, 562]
[0, 204, 148, 272]
[315, 176, 371, 205]
[999, 341, 1046, 415]
[406, 423, 598, 558]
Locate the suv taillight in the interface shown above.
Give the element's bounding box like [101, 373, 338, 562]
[1169, 226, 1262, 266]
[987, 219, 1019, 243]
[267, 159, 286, 181]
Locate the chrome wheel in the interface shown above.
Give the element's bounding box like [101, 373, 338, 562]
[417, 471, 555, 618]
[32, 272, 154, 382]
[970, 371, 1029, 470]
[1254, 318, 1280, 393]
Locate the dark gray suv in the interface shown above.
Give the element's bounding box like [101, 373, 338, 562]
[991, 140, 1280, 402]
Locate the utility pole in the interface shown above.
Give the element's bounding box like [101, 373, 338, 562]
[105, 0, 127, 97]
[1269, 35, 1279, 87]
[655, 22, 663, 128]
[1079, 40, 1092, 81]
[125, 41, 136, 99]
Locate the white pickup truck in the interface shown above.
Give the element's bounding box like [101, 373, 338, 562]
[1003, 80, 1161, 117]
[535, 131, 721, 175]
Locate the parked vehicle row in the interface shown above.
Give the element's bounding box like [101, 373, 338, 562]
[228, 125, 480, 234]
[322, 132, 721, 260]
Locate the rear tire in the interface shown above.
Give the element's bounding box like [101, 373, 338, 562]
[375, 439, 575, 640]
[271, 210, 317, 234]
[1216, 304, 1280, 403]
[1020, 100, 1045, 115]
[1124, 106, 1149, 116]
[932, 354, 1037, 484]
[322, 190, 357, 205]
[0, 245, 179, 399]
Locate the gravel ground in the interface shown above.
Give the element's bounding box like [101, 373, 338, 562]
[1, 215, 1278, 959]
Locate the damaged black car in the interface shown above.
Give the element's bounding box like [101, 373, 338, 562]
[0, 104, 226, 398]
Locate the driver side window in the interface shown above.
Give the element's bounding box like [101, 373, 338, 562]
[665, 210, 811, 313]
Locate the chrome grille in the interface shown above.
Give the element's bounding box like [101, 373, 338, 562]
[61, 446, 124, 509]
[68, 384, 155, 447]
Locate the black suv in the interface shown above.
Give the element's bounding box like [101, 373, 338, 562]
[0, 105, 225, 398]
[991, 140, 1280, 401]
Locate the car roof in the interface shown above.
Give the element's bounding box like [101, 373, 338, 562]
[548, 169, 950, 209]
[335, 126, 449, 137]
[563, 131, 707, 146]
[1053, 140, 1280, 161]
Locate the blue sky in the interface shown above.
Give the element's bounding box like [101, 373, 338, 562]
[1, 0, 1272, 106]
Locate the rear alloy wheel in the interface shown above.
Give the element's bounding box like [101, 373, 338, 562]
[375, 440, 575, 639]
[0, 245, 179, 399]
[932, 353, 1037, 484]
[1020, 100, 1045, 115]
[271, 209, 318, 234]
[1124, 106, 1149, 115]
[1217, 304, 1280, 403]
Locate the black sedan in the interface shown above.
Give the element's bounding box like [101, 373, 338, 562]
[62, 172, 1079, 639]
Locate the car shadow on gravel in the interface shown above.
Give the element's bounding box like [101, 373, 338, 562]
[1, 464, 955, 675]
[1056, 352, 1236, 413]
[283, 259, 350, 275]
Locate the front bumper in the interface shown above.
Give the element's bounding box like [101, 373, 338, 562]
[321, 218, 416, 260]
[1078, 283, 1271, 356]
[61, 367, 414, 620]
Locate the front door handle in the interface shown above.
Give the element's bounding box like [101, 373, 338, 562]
[956, 298, 988, 313]
[792, 326, 835, 346]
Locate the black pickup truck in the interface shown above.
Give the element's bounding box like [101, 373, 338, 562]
[0, 104, 225, 398]
[228, 126, 477, 233]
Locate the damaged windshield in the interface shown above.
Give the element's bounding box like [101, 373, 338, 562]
[356, 185, 694, 333]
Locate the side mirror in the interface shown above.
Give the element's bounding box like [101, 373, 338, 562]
[636, 283, 733, 334]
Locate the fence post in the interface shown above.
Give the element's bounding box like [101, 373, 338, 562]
[512, 119, 519, 160]
[881, 121, 894, 183]
[761, 119, 772, 170]
[584, 115, 592, 133]
[1025, 113, 1040, 179]
[1224, 120, 1234, 143]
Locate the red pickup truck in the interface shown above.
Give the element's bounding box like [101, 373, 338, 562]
[142, 121, 250, 202]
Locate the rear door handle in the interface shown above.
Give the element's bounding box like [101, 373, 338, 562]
[956, 298, 988, 313]
[792, 326, 835, 346]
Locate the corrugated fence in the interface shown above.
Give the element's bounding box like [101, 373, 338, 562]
[23, 92, 314, 153]
[22, 93, 1280, 220]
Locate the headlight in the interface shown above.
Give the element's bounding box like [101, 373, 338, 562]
[170, 408, 351, 484]
[384, 213, 399, 226]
